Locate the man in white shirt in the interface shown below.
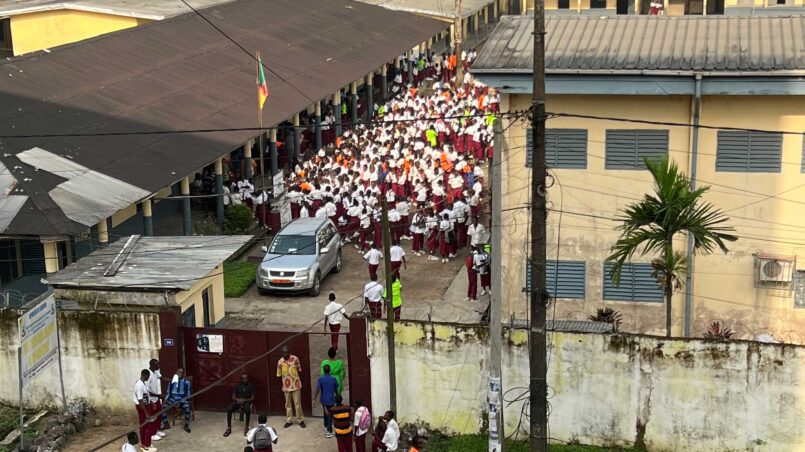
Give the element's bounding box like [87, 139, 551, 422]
[134, 369, 158, 452]
[467, 216, 487, 248]
[324, 292, 348, 351]
[389, 242, 406, 278]
[452, 197, 469, 248]
[381, 411, 400, 451]
[246, 414, 278, 451]
[147, 360, 168, 438]
[364, 275, 384, 319]
[363, 246, 383, 280]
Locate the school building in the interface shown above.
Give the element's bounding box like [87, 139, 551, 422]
[472, 15, 805, 340]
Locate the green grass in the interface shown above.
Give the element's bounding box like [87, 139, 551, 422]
[428, 434, 636, 452]
[0, 405, 17, 440]
[223, 261, 258, 297]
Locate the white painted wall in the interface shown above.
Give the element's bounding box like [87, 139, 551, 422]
[0, 310, 161, 411]
[368, 320, 805, 451]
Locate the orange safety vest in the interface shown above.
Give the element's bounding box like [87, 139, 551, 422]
[440, 152, 453, 172]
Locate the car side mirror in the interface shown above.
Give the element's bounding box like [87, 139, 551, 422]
[261, 246, 268, 253]
[320, 247, 329, 254]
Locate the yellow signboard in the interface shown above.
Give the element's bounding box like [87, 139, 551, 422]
[18, 296, 58, 387]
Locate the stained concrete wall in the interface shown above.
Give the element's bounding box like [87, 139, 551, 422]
[368, 319, 805, 451]
[0, 309, 161, 411]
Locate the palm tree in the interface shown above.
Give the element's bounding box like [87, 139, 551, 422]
[606, 157, 737, 337]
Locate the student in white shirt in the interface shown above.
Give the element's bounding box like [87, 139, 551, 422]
[245, 414, 278, 451]
[147, 360, 168, 436]
[324, 293, 349, 351]
[134, 369, 158, 452]
[467, 216, 487, 248]
[389, 242, 406, 278]
[381, 411, 400, 451]
[363, 246, 383, 279]
[121, 431, 139, 452]
[364, 274, 385, 319]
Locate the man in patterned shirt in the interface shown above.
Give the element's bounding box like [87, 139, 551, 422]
[276, 346, 306, 429]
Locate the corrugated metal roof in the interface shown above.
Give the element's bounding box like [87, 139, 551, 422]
[48, 235, 252, 290]
[355, 0, 493, 20]
[0, 0, 446, 236]
[0, 0, 237, 20]
[472, 15, 805, 74]
[510, 319, 616, 333]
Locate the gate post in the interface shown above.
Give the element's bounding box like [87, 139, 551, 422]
[158, 307, 183, 374]
[347, 314, 372, 412]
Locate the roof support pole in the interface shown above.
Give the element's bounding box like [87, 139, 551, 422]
[244, 139, 254, 179]
[314, 101, 323, 153]
[407, 51, 414, 85]
[181, 176, 192, 236]
[142, 198, 154, 236]
[703, 0, 708, 15]
[484, 4, 489, 24]
[366, 73, 374, 124]
[43, 241, 59, 274]
[494, 0, 499, 20]
[332, 91, 342, 138]
[98, 218, 109, 245]
[381, 64, 388, 101]
[350, 81, 359, 127]
[289, 115, 299, 173]
[474, 12, 480, 37]
[215, 158, 225, 226]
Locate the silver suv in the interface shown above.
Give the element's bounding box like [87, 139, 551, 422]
[256, 218, 342, 296]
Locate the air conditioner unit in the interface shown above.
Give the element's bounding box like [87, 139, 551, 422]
[757, 257, 793, 283]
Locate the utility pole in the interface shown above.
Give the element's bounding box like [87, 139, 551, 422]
[489, 118, 505, 451]
[454, 0, 464, 84]
[380, 198, 397, 413]
[529, 0, 548, 449]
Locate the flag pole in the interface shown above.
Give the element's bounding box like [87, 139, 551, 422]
[257, 52, 267, 245]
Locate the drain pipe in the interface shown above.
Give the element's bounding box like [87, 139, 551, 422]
[684, 74, 702, 338]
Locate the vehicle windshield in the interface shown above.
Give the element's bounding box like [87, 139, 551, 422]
[268, 234, 316, 255]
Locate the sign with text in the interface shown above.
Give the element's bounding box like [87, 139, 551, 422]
[18, 297, 58, 387]
[195, 333, 223, 353]
[272, 170, 285, 197]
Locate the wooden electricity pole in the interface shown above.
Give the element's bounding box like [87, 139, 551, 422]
[454, 0, 464, 84]
[530, 0, 548, 450]
[380, 198, 397, 412]
[489, 118, 505, 451]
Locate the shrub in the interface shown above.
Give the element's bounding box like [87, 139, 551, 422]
[224, 205, 254, 235]
[588, 307, 623, 332]
[224, 261, 258, 297]
[704, 321, 734, 341]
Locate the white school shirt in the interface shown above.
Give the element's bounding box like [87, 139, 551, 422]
[453, 200, 469, 224]
[133, 379, 149, 405]
[324, 301, 346, 325]
[364, 249, 382, 265]
[299, 206, 310, 219]
[382, 419, 400, 451]
[388, 209, 401, 223]
[396, 201, 410, 217]
[467, 223, 486, 247]
[390, 245, 405, 262]
[147, 369, 162, 397]
[360, 213, 371, 229]
[122, 443, 137, 452]
[354, 406, 370, 437]
[364, 282, 384, 302]
[246, 424, 278, 444]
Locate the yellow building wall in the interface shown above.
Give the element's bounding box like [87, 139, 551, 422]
[502, 93, 805, 340]
[174, 265, 226, 327]
[10, 10, 150, 56]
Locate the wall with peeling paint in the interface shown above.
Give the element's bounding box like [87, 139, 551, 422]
[368, 319, 805, 451]
[0, 309, 161, 411]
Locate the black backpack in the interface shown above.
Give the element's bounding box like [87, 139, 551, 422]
[253, 425, 273, 449]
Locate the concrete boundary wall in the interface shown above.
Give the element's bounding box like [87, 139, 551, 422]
[0, 309, 161, 411]
[367, 320, 805, 451]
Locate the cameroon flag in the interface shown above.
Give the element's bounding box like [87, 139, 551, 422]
[257, 53, 268, 110]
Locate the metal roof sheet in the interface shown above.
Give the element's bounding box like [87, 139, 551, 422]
[48, 235, 252, 290]
[0, 0, 446, 236]
[0, 0, 237, 20]
[355, 0, 493, 20]
[472, 15, 805, 74]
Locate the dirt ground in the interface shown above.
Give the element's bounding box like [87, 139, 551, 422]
[65, 411, 338, 452]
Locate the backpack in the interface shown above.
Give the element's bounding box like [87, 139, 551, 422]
[253, 426, 273, 450]
[358, 407, 371, 431]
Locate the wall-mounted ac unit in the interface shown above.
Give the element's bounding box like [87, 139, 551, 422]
[754, 254, 796, 288]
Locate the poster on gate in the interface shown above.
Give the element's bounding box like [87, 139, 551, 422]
[196, 333, 223, 353]
[280, 200, 292, 228]
[18, 296, 58, 387]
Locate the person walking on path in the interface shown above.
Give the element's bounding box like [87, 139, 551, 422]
[277, 346, 306, 429]
[245, 414, 278, 452]
[329, 394, 354, 452]
[383, 275, 403, 320]
[314, 365, 339, 438]
[389, 241, 406, 278]
[476, 246, 491, 296]
[321, 347, 346, 395]
[353, 400, 371, 452]
[381, 411, 400, 451]
[465, 249, 478, 302]
[363, 246, 383, 279]
[133, 369, 157, 452]
[364, 275, 384, 319]
[324, 293, 349, 350]
[224, 374, 255, 437]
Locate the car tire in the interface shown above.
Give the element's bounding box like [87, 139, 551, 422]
[332, 250, 343, 274]
[308, 272, 321, 297]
